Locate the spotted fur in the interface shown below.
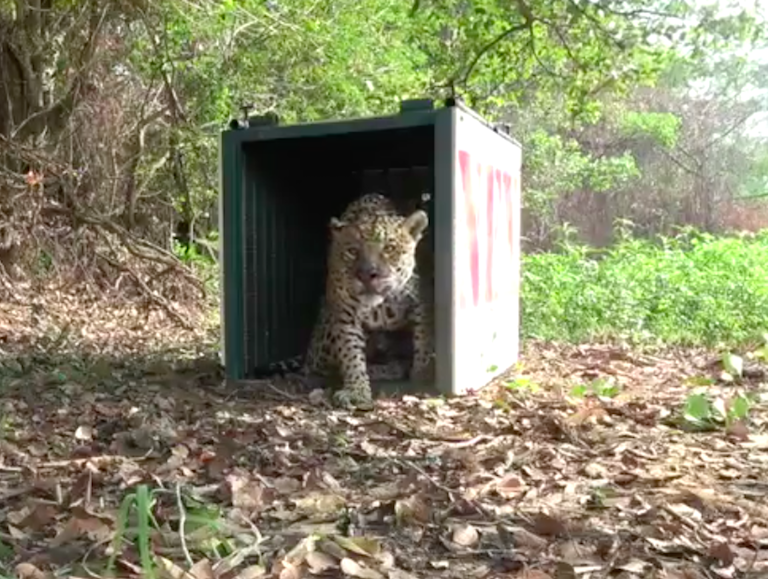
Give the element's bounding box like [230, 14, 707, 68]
[301, 193, 434, 409]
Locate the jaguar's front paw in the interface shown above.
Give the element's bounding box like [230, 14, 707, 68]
[333, 385, 374, 411]
[410, 355, 436, 384]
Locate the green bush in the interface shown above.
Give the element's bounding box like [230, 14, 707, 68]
[521, 227, 768, 346]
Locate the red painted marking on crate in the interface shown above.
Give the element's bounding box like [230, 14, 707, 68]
[505, 173, 514, 252]
[458, 150, 480, 310]
[485, 168, 496, 303]
[458, 150, 516, 310]
[498, 170, 515, 302]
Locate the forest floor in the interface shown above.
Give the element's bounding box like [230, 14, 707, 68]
[1, 289, 767, 579]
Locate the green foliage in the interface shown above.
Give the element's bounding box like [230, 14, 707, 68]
[618, 111, 682, 149]
[173, 238, 220, 299]
[129, 0, 433, 228]
[570, 378, 622, 399]
[5, 0, 766, 275]
[134, 0, 762, 184]
[108, 485, 157, 578]
[107, 484, 236, 572]
[522, 227, 768, 346]
[738, 150, 768, 199]
[504, 376, 540, 394]
[0, 538, 11, 565]
[409, 0, 683, 115]
[722, 352, 744, 380]
[523, 130, 641, 223]
[680, 389, 753, 430]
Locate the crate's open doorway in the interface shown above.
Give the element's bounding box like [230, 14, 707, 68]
[241, 127, 435, 395]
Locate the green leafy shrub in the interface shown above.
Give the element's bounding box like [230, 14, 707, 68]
[521, 226, 768, 346]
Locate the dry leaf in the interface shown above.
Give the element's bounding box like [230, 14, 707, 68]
[667, 502, 702, 523]
[308, 388, 326, 405]
[515, 571, 553, 579]
[232, 564, 267, 579]
[306, 551, 338, 573]
[7, 507, 31, 526]
[50, 514, 111, 547]
[510, 527, 548, 551]
[172, 444, 190, 458]
[340, 558, 385, 579]
[155, 556, 195, 579]
[74, 425, 94, 441]
[496, 472, 527, 498]
[567, 405, 607, 425]
[726, 420, 749, 441]
[189, 559, 215, 579]
[451, 523, 480, 547]
[394, 494, 431, 525]
[429, 560, 449, 569]
[294, 491, 346, 516]
[741, 434, 768, 449]
[8, 525, 28, 540]
[212, 544, 264, 577]
[274, 476, 302, 495]
[19, 504, 58, 531]
[533, 512, 567, 537]
[708, 542, 735, 566]
[554, 561, 576, 579]
[277, 562, 301, 579]
[369, 482, 401, 501]
[583, 462, 608, 478]
[14, 563, 49, 579]
[360, 440, 387, 456]
[283, 536, 313, 566]
[333, 535, 382, 558]
[227, 474, 266, 511]
[375, 550, 395, 571]
[617, 559, 652, 574]
[318, 537, 349, 560]
[303, 468, 335, 491]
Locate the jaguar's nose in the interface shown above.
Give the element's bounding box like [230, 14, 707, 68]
[355, 261, 381, 283]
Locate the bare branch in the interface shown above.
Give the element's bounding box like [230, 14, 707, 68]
[461, 22, 531, 86]
[659, 148, 700, 177]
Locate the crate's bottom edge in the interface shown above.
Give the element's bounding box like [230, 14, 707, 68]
[222, 376, 465, 399]
[223, 360, 518, 400]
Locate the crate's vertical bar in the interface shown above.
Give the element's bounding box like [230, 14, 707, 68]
[243, 165, 258, 375]
[433, 106, 458, 396]
[268, 179, 281, 361]
[254, 166, 268, 366]
[220, 129, 245, 381]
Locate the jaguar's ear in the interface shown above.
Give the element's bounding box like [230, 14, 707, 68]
[403, 210, 428, 242]
[329, 217, 348, 237]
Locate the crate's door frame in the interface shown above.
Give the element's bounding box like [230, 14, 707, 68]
[220, 132, 246, 380]
[433, 107, 457, 396]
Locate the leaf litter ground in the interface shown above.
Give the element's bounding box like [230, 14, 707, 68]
[1, 294, 767, 579]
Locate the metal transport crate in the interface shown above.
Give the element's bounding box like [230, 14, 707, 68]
[219, 98, 522, 396]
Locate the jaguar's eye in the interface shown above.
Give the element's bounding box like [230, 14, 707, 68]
[345, 248, 359, 260]
[384, 243, 397, 254]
